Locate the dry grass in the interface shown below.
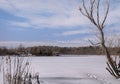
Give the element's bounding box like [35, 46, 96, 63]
[1, 56, 40, 84]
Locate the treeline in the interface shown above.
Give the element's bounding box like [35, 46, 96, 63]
[0, 46, 120, 56]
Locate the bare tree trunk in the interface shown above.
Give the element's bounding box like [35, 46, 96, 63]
[79, 0, 120, 78]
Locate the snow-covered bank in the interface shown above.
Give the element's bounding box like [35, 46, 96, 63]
[30, 56, 120, 84]
[30, 56, 107, 78]
[0, 55, 120, 84]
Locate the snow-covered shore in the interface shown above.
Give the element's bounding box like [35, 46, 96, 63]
[0, 55, 120, 84]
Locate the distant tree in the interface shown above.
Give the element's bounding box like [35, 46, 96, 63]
[0, 47, 8, 55]
[79, 0, 120, 78]
[30, 47, 41, 56]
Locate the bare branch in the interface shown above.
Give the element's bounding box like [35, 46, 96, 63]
[106, 62, 118, 78]
[82, 0, 90, 17]
[88, 39, 100, 45]
[101, 0, 109, 28]
[97, 0, 100, 28]
[90, 0, 95, 17]
[79, 8, 88, 17]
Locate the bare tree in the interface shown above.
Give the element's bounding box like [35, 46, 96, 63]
[79, 0, 120, 78]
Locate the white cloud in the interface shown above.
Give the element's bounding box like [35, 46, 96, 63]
[107, 4, 120, 25]
[0, 0, 89, 28]
[0, 0, 119, 29]
[62, 29, 90, 36]
[0, 40, 90, 48]
[10, 21, 31, 28]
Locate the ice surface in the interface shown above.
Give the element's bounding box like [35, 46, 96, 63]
[0, 55, 120, 84]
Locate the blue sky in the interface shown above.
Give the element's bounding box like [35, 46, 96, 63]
[0, 0, 120, 47]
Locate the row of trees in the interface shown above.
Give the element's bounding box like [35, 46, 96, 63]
[0, 46, 120, 56]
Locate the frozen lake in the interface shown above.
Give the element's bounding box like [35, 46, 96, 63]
[0, 55, 120, 84]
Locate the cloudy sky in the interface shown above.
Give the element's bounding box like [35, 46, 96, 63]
[0, 0, 120, 47]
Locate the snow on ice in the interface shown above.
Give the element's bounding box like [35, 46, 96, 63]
[0, 55, 120, 84]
